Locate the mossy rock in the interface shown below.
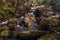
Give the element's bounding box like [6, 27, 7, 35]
[3, 13, 13, 20]
[1, 30, 10, 37]
[0, 14, 4, 20]
[19, 31, 32, 37]
[38, 33, 58, 40]
[8, 17, 17, 22]
[0, 27, 2, 31]
[1, 25, 9, 30]
[18, 30, 45, 38]
[7, 23, 17, 29]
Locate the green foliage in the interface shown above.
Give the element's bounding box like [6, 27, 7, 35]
[37, 0, 45, 4]
[27, 0, 37, 6]
[42, 0, 51, 5]
[0, 6, 5, 14]
[56, 0, 60, 5]
[0, 5, 14, 14]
